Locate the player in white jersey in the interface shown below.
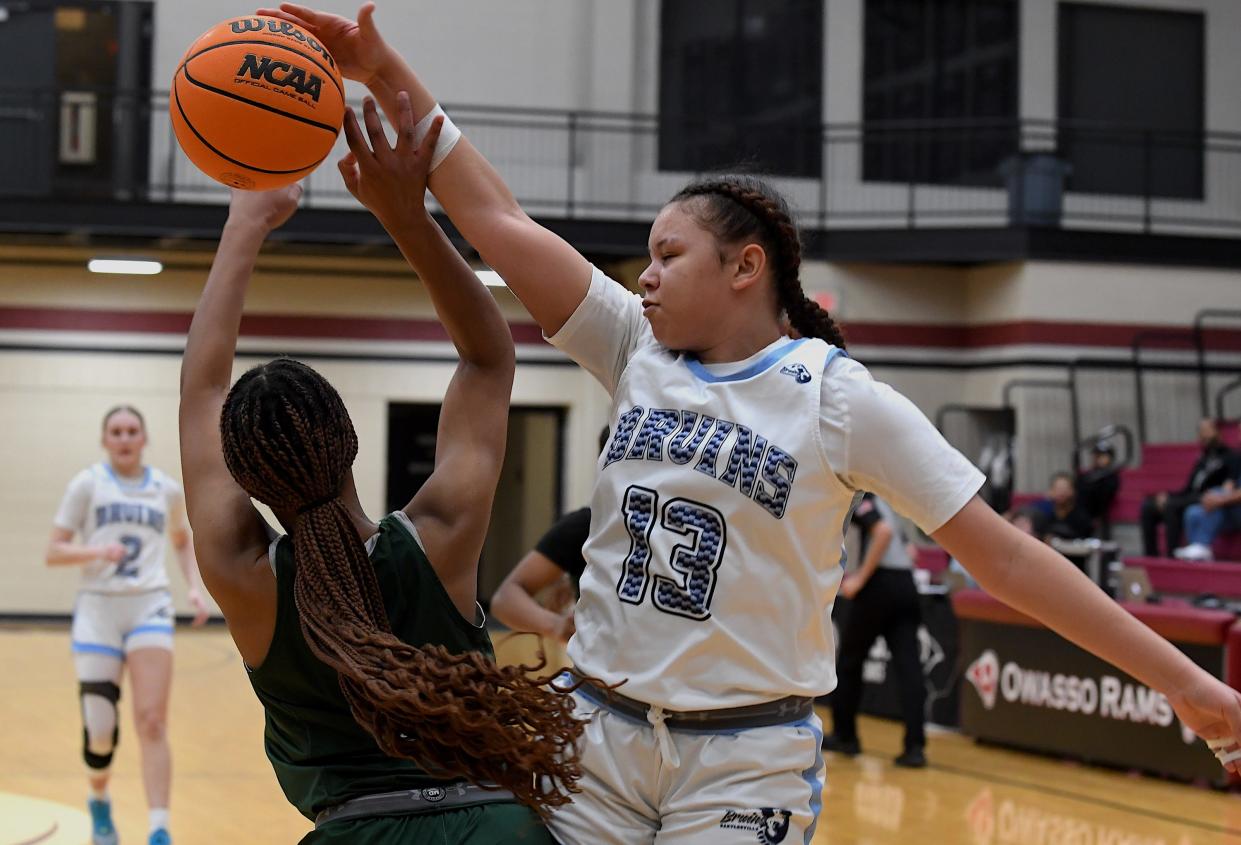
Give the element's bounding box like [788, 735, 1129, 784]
[268, 6, 1241, 841]
[46, 405, 208, 845]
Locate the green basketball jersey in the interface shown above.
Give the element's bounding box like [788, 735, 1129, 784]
[247, 511, 495, 820]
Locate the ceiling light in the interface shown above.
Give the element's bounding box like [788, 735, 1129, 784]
[88, 259, 163, 275]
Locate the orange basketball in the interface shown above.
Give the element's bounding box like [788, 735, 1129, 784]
[170, 16, 346, 190]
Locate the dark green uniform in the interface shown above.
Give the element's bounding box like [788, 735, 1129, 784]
[247, 512, 553, 844]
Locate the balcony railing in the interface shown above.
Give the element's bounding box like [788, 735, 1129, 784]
[2, 87, 1239, 239]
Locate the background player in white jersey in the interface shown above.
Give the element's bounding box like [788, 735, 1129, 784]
[45, 405, 208, 845]
[267, 6, 1241, 842]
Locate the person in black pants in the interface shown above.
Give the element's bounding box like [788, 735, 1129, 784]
[823, 494, 927, 768]
[1141, 419, 1234, 557]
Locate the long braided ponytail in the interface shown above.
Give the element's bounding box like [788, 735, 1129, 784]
[671, 175, 846, 348]
[220, 358, 584, 817]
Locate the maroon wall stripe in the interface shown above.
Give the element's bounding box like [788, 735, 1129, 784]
[0, 306, 549, 346]
[843, 320, 1241, 350]
[2, 306, 1239, 350]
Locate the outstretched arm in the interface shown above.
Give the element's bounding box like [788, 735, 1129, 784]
[337, 93, 515, 616]
[178, 186, 300, 665]
[935, 497, 1241, 771]
[257, 3, 593, 334]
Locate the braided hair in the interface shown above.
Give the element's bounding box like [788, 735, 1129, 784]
[671, 175, 845, 348]
[220, 357, 584, 817]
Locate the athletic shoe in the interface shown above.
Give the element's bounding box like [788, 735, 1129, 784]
[88, 798, 118, 845]
[821, 734, 861, 756]
[1174, 543, 1212, 562]
[894, 748, 927, 768]
[148, 829, 171, 845]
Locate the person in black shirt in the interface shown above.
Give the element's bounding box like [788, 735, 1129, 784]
[490, 428, 608, 643]
[822, 494, 928, 768]
[1141, 419, 1234, 556]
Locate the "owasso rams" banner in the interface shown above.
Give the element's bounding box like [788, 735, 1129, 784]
[958, 620, 1221, 783]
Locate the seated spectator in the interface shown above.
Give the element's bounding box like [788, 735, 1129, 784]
[1175, 452, 1241, 561]
[1141, 419, 1233, 556]
[1032, 472, 1094, 541]
[1076, 441, 1120, 538]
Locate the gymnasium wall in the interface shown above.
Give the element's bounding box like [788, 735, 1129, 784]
[153, 1, 644, 113]
[0, 249, 614, 615]
[3, 246, 1238, 614]
[153, 0, 1241, 129]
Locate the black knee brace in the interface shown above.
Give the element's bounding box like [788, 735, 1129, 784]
[80, 679, 121, 770]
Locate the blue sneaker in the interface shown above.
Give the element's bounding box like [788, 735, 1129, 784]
[148, 829, 171, 845]
[88, 798, 118, 845]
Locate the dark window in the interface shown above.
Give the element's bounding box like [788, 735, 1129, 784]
[0, 0, 153, 201]
[659, 0, 823, 178]
[1058, 3, 1203, 200]
[863, 0, 1019, 185]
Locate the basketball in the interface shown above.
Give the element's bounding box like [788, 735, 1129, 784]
[170, 16, 346, 190]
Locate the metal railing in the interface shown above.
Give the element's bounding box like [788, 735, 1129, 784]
[3, 87, 1240, 237]
[1194, 309, 1241, 414]
[1217, 376, 1241, 421]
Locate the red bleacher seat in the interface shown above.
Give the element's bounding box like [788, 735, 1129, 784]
[1220, 419, 1240, 449]
[1110, 443, 1200, 523]
[912, 545, 949, 574]
[1216, 533, 1241, 562]
[1125, 557, 1241, 596]
[1008, 492, 1042, 512]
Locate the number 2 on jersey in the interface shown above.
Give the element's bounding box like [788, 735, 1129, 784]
[617, 486, 727, 620]
[114, 535, 142, 578]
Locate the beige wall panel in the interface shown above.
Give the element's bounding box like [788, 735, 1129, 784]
[0, 345, 609, 614]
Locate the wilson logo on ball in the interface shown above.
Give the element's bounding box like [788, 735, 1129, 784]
[229, 17, 337, 70]
[236, 54, 324, 102]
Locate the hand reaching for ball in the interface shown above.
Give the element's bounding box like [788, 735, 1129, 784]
[226, 183, 303, 233]
[256, 3, 391, 86]
[338, 92, 439, 231]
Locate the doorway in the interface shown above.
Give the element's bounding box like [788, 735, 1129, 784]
[386, 403, 564, 608]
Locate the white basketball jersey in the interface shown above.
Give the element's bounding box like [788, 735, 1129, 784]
[567, 337, 859, 710]
[54, 464, 178, 594]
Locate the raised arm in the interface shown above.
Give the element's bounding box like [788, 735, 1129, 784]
[178, 186, 300, 664]
[258, 3, 593, 334]
[337, 93, 515, 614]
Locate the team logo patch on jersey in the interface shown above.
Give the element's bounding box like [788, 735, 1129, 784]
[779, 363, 812, 384]
[718, 808, 791, 844]
[965, 649, 1000, 710]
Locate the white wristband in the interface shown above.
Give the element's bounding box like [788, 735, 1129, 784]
[413, 104, 462, 172]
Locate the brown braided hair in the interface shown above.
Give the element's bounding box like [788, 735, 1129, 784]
[671, 175, 846, 348]
[219, 357, 585, 817]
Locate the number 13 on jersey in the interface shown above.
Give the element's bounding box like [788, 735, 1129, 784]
[617, 486, 727, 620]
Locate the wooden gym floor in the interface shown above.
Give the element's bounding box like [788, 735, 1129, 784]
[3, 625, 1240, 844]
